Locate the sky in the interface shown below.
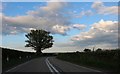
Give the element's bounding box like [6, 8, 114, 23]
[1, 1, 119, 53]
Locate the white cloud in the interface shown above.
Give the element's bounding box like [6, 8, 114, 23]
[79, 10, 93, 17]
[52, 25, 70, 35]
[0, 8, 2, 12]
[92, 1, 118, 15]
[2, 2, 88, 35]
[27, 2, 67, 15]
[2, 2, 71, 35]
[0, 4, 2, 12]
[72, 24, 86, 30]
[71, 19, 118, 49]
[74, 10, 93, 18]
[41, 2, 66, 11]
[51, 24, 86, 35]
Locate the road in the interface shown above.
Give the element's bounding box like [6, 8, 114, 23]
[4, 57, 104, 74]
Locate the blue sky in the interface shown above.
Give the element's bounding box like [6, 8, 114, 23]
[1, 1, 118, 52]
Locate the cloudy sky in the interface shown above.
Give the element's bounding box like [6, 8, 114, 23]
[1, 1, 119, 52]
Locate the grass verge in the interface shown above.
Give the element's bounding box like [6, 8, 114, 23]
[2, 55, 40, 73]
[57, 51, 120, 72]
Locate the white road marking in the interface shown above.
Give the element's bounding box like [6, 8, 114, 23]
[47, 58, 59, 73]
[46, 57, 60, 74]
[45, 58, 54, 73]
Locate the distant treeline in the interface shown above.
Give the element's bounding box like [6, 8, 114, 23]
[57, 49, 120, 72]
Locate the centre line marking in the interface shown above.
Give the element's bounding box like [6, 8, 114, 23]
[45, 57, 60, 74]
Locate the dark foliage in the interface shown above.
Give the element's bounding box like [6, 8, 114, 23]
[96, 48, 102, 52]
[84, 48, 91, 52]
[2, 47, 35, 72]
[25, 30, 54, 54]
[2, 47, 35, 61]
[57, 49, 120, 72]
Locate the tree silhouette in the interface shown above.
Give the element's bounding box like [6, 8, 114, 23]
[25, 30, 54, 55]
[96, 48, 102, 52]
[84, 48, 91, 52]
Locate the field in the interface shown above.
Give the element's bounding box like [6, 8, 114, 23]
[57, 49, 120, 72]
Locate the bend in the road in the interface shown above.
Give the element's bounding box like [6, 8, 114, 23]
[45, 57, 60, 74]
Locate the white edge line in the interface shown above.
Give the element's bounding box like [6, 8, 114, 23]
[6, 59, 33, 72]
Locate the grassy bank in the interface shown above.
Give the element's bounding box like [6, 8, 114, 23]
[2, 47, 37, 72]
[57, 49, 120, 72]
[2, 47, 56, 72]
[2, 55, 40, 72]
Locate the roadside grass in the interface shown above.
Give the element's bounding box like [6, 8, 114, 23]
[2, 53, 54, 72]
[2, 55, 40, 72]
[57, 50, 120, 72]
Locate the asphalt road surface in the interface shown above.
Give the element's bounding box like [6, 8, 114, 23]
[4, 57, 105, 74]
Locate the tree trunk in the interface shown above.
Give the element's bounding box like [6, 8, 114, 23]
[36, 49, 42, 56]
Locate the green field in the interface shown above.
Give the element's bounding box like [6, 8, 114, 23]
[57, 49, 120, 72]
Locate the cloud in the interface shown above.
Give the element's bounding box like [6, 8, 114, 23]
[92, 1, 118, 15]
[40, 2, 66, 11]
[2, 2, 87, 35]
[51, 23, 86, 35]
[2, 2, 71, 35]
[72, 24, 86, 30]
[27, 2, 67, 15]
[71, 19, 118, 49]
[79, 10, 93, 17]
[73, 10, 93, 18]
[52, 25, 71, 35]
[0, 3, 2, 12]
[0, 3, 7, 12]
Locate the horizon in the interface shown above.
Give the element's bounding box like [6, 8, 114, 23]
[1, 46, 119, 53]
[1, 1, 119, 53]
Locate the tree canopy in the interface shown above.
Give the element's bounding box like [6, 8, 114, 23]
[96, 48, 102, 52]
[25, 29, 54, 54]
[84, 48, 91, 52]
